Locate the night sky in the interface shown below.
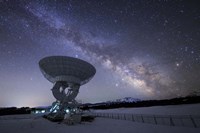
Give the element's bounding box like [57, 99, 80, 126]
[0, 0, 200, 107]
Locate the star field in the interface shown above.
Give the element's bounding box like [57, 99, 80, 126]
[0, 0, 200, 107]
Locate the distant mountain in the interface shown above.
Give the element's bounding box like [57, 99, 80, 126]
[81, 96, 200, 110]
[114, 97, 141, 103]
[104, 97, 141, 104]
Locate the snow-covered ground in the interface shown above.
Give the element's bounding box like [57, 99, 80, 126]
[0, 104, 200, 133]
[93, 103, 200, 115]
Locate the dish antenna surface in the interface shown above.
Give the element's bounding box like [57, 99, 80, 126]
[39, 56, 96, 121]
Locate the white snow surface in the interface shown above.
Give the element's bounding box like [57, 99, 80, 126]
[94, 103, 200, 115]
[0, 104, 200, 133]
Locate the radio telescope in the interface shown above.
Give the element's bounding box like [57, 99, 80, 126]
[39, 56, 96, 121]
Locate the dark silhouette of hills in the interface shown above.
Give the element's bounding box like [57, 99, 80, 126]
[80, 95, 200, 110]
[0, 107, 31, 116]
[1, 95, 200, 116]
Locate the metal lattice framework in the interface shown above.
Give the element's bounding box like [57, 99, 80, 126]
[39, 56, 96, 121]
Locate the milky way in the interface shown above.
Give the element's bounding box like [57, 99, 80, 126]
[0, 0, 200, 107]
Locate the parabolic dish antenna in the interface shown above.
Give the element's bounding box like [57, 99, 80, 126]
[39, 56, 96, 121]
